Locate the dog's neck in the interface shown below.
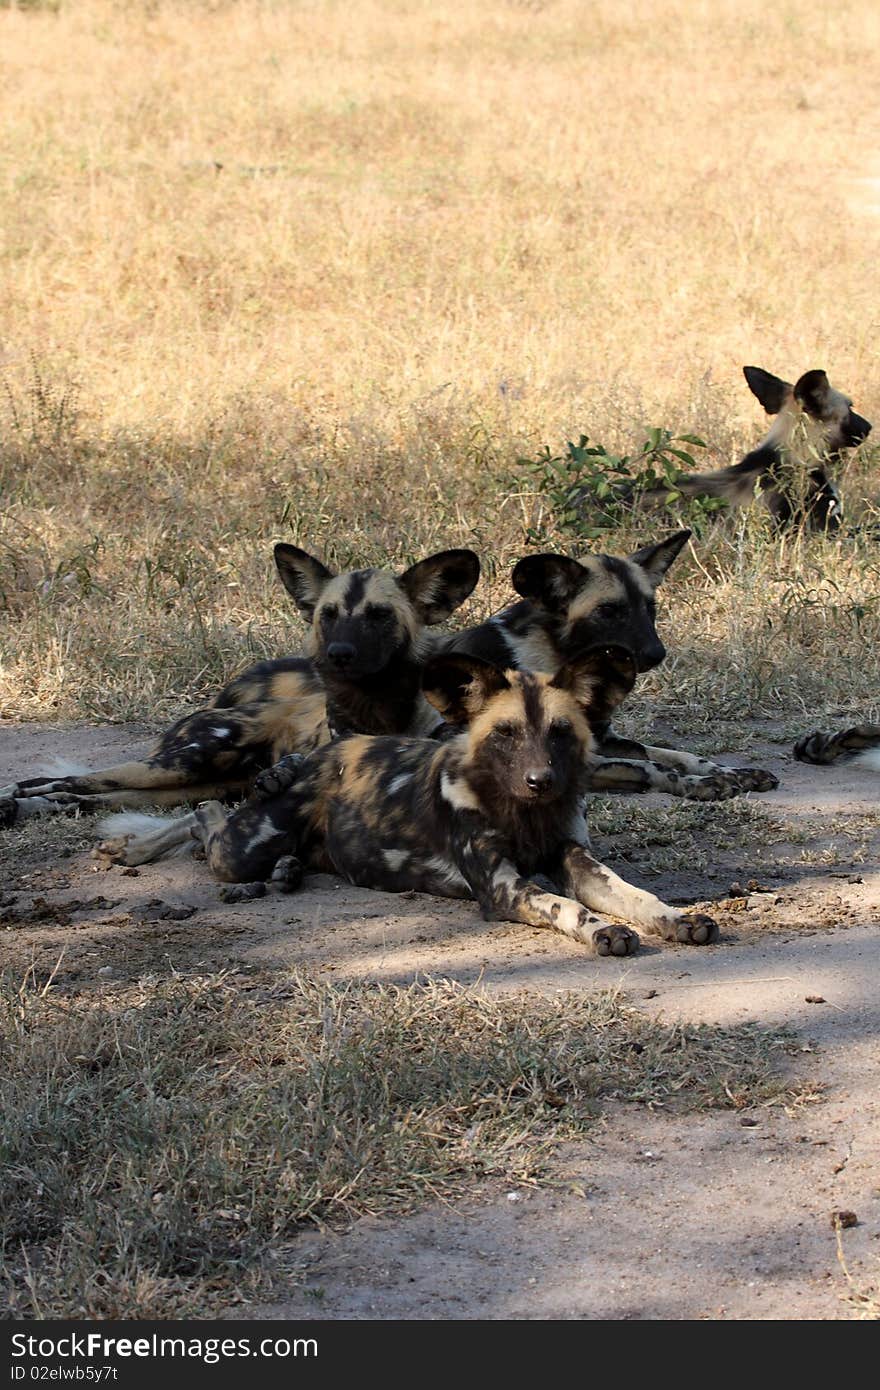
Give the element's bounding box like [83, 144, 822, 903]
[322, 646, 425, 738]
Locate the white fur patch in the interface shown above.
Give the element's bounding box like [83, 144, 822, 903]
[97, 811, 196, 863]
[36, 758, 92, 778]
[243, 821, 281, 855]
[388, 773, 413, 796]
[854, 747, 880, 772]
[424, 856, 469, 891]
[440, 772, 481, 812]
[383, 848, 409, 871]
[101, 811, 178, 839]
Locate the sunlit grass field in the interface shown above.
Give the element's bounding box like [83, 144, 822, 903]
[1, 0, 879, 727]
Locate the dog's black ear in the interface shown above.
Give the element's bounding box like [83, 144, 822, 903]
[397, 550, 481, 626]
[550, 644, 638, 711]
[743, 366, 792, 415]
[422, 654, 511, 724]
[274, 544, 335, 620]
[793, 369, 831, 419]
[629, 530, 691, 588]
[511, 553, 586, 610]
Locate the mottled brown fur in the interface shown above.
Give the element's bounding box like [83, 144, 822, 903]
[103, 649, 719, 956]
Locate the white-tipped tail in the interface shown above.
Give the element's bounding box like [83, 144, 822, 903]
[37, 758, 93, 778]
[98, 810, 198, 865]
[853, 747, 880, 773]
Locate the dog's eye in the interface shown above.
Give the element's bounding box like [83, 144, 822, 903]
[320, 605, 338, 623]
[494, 723, 518, 739]
[365, 605, 393, 625]
[549, 719, 572, 737]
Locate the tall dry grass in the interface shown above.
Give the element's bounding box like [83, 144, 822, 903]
[1, 0, 879, 724]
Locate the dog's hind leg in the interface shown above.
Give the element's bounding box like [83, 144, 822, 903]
[3, 778, 253, 828]
[794, 725, 880, 765]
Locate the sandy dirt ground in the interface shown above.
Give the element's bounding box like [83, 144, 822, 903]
[1, 720, 879, 1321]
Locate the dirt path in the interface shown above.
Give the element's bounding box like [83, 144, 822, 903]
[1, 720, 878, 1320]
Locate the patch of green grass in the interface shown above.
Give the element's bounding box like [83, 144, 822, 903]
[0, 971, 809, 1318]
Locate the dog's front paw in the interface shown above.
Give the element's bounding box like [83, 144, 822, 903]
[659, 912, 719, 945]
[728, 767, 779, 792]
[592, 923, 641, 957]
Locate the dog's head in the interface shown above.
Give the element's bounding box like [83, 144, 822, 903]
[423, 646, 636, 808]
[508, 530, 690, 674]
[745, 365, 871, 454]
[273, 545, 480, 681]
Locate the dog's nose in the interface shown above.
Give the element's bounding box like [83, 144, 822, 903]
[638, 640, 666, 673]
[326, 642, 357, 667]
[525, 768, 553, 795]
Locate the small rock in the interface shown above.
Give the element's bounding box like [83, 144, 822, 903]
[120, 867, 140, 877]
[831, 1210, 858, 1230]
[805, 995, 827, 1005]
[747, 892, 780, 909]
[740, 1117, 760, 1128]
[97, 966, 115, 978]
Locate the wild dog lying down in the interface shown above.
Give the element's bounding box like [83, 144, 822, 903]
[448, 529, 778, 799]
[794, 725, 880, 771]
[100, 648, 719, 957]
[648, 367, 871, 530]
[0, 545, 480, 824]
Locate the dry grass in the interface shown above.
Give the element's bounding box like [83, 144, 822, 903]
[0, 969, 809, 1318]
[0, 0, 879, 725]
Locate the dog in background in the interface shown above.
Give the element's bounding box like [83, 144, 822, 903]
[657, 366, 871, 530]
[98, 647, 719, 957]
[0, 544, 481, 823]
[446, 528, 778, 799]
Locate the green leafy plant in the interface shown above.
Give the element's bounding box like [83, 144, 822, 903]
[508, 428, 725, 541]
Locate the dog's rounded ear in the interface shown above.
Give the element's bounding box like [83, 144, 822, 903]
[628, 530, 691, 588]
[511, 553, 586, 610]
[274, 544, 335, 619]
[422, 653, 511, 724]
[793, 369, 831, 419]
[550, 644, 638, 711]
[397, 550, 481, 626]
[743, 366, 792, 415]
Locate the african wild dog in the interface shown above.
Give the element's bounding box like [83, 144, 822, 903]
[0, 545, 480, 824]
[794, 725, 880, 771]
[446, 529, 778, 799]
[99, 647, 719, 957]
[654, 367, 871, 530]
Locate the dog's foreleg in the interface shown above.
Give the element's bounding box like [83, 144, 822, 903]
[455, 830, 640, 956]
[559, 842, 718, 944]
